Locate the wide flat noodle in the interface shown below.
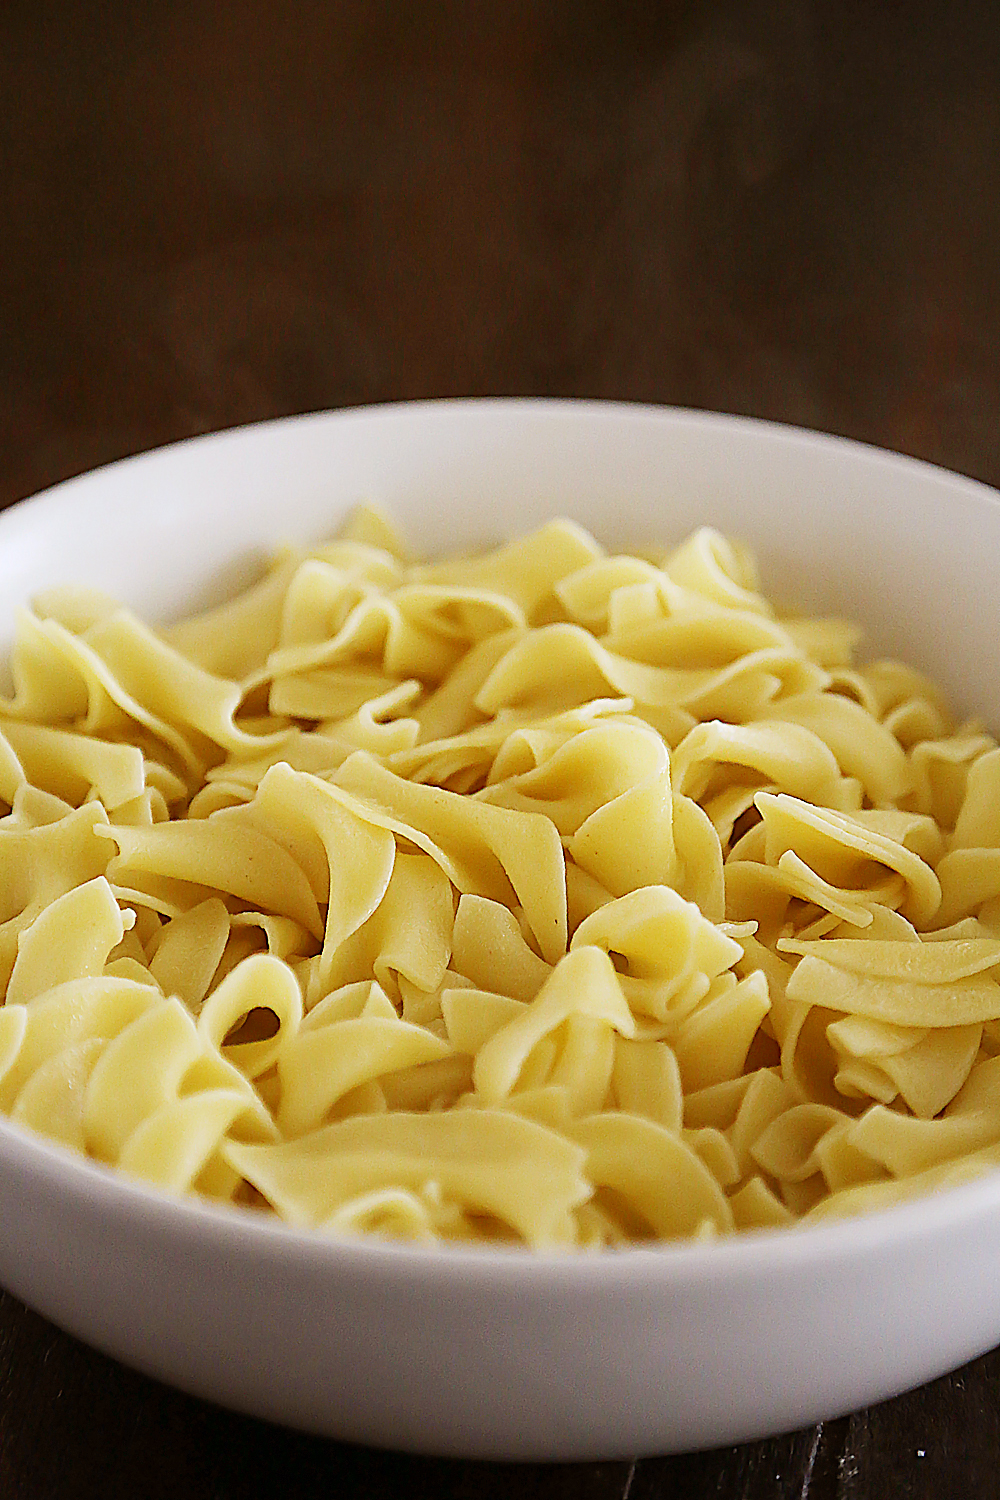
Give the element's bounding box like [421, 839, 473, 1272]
[223, 1109, 591, 1247]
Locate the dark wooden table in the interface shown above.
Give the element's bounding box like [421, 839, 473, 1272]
[3, 3, 1000, 1494]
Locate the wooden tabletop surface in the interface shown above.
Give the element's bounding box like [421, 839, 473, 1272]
[3, 3, 1000, 1494]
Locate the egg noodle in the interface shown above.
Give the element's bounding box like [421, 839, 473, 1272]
[2, 508, 1000, 1247]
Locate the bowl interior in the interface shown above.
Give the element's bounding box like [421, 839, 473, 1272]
[3, 401, 997, 721]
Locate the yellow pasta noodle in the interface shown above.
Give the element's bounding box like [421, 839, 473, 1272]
[3, 506, 1000, 1248]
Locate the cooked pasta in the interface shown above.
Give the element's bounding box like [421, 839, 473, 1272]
[2, 508, 1000, 1247]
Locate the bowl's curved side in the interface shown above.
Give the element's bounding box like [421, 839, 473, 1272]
[2, 1118, 1000, 1459]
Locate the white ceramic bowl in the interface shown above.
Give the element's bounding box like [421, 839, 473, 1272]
[2, 400, 1000, 1461]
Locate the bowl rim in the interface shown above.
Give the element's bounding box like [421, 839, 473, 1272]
[10, 395, 1000, 520]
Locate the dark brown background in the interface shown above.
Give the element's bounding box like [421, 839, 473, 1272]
[2, 2, 1000, 1495]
